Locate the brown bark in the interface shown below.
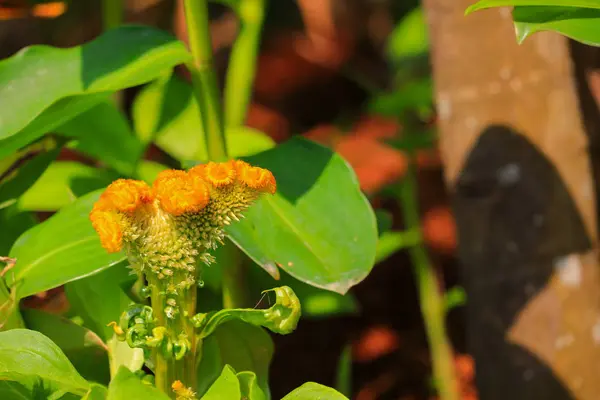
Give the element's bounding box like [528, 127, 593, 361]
[423, 1, 600, 399]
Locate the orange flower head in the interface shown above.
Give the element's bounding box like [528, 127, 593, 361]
[172, 380, 184, 391]
[237, 164, 277, 194]
[98, 179, 153, 213]
[89, 210, 123, 253]
[190, 161, 236, 188]
[153, 169, 210, 216]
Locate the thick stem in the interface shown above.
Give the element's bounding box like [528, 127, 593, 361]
[102, 0, 123, 30]
[397, 155, 459, 400]
[149, 275, 171, 396]
[224, 0, 265, 129]
[183, 0, 228, 161]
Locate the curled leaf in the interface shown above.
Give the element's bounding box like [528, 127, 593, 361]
[192, 286, 301, 337]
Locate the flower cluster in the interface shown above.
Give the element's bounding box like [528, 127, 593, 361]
[90, 160, 276, 293]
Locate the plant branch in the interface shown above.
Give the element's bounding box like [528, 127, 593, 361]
[183, 0, 228, 161]
[102, 0, 123, 31]
[396, 154, 459, 400]
[224, 0, 265, 129]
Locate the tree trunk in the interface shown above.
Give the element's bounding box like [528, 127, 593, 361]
[423, 1, 600, 399]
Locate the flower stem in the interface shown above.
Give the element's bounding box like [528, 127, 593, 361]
[222, 246, 249, 308]
[224, 0, 265, 129]
[102, 0, 123, 31]
[396, 154, 459, 400]
[183, 0, 228, 161]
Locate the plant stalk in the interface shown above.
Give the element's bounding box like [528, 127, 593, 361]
[183, 0, 228, 161]
[224, 0, 265, 129]
[222, 246, 249, 308]
[102, 0, 123, 31]
[397, 154, 459, 400]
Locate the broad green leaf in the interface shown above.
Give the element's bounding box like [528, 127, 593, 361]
[65, 262, 133, 341]
[237, 371, 267, 400]
[202, 365, 241, 400]
[133, 74, 275, 162]
[282, 382, 349, 400]
[106, 367, 168, 400]
[18, 161, 116, 211]
[0, 139, 62, 210]
[227, 138, 377, 295]
[0, 25, 191, 158]
[466, 0, 600, 14]
[0, 276, 24, 331]
[59, 101, 145, 176]
[8, 189, 125, 299]
[0, 329, 90, 397]
[0, 204, 36, 257]
[107, 337, 145, 378]
[22, 309, 110, 384]
[513, 6, 600, 46]
[83, 384, 108, 400]
[193, 286, 301, 338]
[387, 7, 429, 64]
[197, 321, 273, 398]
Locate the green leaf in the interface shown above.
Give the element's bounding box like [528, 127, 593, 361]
[59, 101, 145, 176]
[282, 382, 349, 400]
[107, 367, 169, 400]
[136, 160, 169, 184]
[386, 7, 429, 64]
[8, 189, 125, 299]
[22, 309, 110, 384]
[335, 344, 352, 397]
[193, 286, 301, 338]
[466, 0, 600, 14]
[107, 337, 145, 378]
[65, 262, 133, 341]
[18, 161, 116, 211]
[237, 371, 267, 400]
[202, 365, 242, 400]
[227, 138, 377, 295]
[0, 139, 62, 210]
[197, 321, 273, 398]
[133, 74, 275, 162]
[83, 384, 108, 400]
[0, 204, 36, 257]
[513, 6, 600, 46]
[0, 275, 24, 331]
[0, 329, 90, 397]
[368, 78, 433, 118]
[443, 286, 467, 312]
[0, 25, 191, 158]
[375, 230, 420, 264]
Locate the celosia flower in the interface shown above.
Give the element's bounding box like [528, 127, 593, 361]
[89, 160, 276, 296]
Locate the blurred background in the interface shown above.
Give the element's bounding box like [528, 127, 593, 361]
[2, 0, 599, 399]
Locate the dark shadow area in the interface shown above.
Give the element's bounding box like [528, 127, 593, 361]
[453, 125, 590, 400]
[245, 137, 333, 203]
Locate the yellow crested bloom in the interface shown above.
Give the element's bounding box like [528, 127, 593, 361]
[152, 169, 210, 216]
[89, 160, 277, 299]
[89, 210, 123, 253]
[96, 179, 153, 213]
[190, 161, 236, 187]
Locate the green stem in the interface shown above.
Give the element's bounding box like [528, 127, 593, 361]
[183, 0, 228, 161]
[102, 0, 123, 31]
[397, 154, 459, 400]
[221, 244, 249, 308]
[224, 0, 265, 129]
[149, 275, 171, 396]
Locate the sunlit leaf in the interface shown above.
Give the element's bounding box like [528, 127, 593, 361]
[106, 367, 168, 400]
[201, 365, 241, 400]
[282, 382, 349, 400]
[0, 25, 191, 158]
[8, 190, 125, 299]
[0, 329, 90, 397]
[227, 138, 377, 295]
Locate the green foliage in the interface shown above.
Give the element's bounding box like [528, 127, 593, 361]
[0, 329, 91, 397]
[22, 309, 110, 384]
[7, 190, 124, 299]
[0, 25, 191, 159]
[282, 382, 349, 400]
[197, 321, 273, 398]
[107, 367, 168, 400]
[466, 0, 600, 46]
[228, 138, 378, 295]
